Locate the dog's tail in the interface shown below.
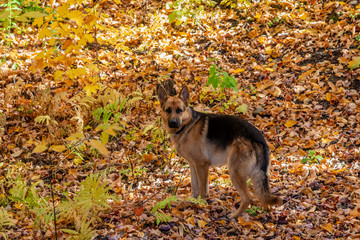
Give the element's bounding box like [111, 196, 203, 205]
[253, 144, 282, 208]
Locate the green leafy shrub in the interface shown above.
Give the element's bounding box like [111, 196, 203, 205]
[301, 150, 323, 165]
[207, 64, 238, 91]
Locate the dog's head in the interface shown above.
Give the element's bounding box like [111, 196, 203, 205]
[158, 85, 192, 134]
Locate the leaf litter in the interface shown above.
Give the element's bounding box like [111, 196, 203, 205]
[0, 0, 359, 239]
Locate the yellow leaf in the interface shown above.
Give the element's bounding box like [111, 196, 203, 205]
[73, 157, 83, 165]
[87, 140, 109, 156]
[186, 217, 195, 225]
[48, 37, 56, 46]
[326, 93, 331, 101]
[38, 28, 52, 39]
[321, 223, 333, 233]
[84, 83, 101, 96]
[49, 145, 67, 152]
[54, 70, 63, 81]
[299, 12, 308, 20]
[197, 220, 207, 228]
[57, 3, 70, 18]
[258, 36, 266, 45]
[68, 10, 83, 25]
[235, 104, 248, 114]
[265, 46, 272, 55]
[33, 17, 43, 27]
[105, 128, 117, 137]
[169, 151, 176, 160]
[231, 68, 245, 74]
[32, 143, 48, 153]
[264, 67, 275, 72]
[254, 12, 262, 20]
[284, 120, 297, 128]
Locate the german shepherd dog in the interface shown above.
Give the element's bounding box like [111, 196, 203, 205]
[158, 85, 281, 218]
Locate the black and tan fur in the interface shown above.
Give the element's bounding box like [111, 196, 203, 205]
[158, 85, 281, 218]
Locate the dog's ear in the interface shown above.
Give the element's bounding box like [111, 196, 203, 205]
[158, 85, 168, 107]
[179, 86, 189, 106]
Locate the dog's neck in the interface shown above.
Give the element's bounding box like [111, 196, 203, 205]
[174, 125, 186, 135]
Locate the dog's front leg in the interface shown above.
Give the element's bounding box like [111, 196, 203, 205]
[189, 164, 199, 198]
[194, 162, 210, 199]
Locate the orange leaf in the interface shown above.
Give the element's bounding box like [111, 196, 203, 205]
[134, 206, 144, 216]
[247, 30, 258, 38]
[321, 223, 333, 233]
[197, 220, 207, 228]
[298, 68, 316, 81]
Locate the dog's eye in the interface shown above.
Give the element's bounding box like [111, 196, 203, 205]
[176, 108, 183, 114]
[166, 108, 171, 114]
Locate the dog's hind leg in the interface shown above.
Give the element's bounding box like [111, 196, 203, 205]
[228, 167, 250, 219]
[227, 141, 255, 218]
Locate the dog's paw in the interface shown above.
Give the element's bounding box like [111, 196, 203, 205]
[228, 210, 246, 219]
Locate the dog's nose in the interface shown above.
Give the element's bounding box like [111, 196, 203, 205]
[168, 120, 179, 128]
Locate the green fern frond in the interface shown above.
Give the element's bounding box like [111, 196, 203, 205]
[34, 115, 51, 125]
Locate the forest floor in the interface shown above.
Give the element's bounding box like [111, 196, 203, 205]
[0, 0, 360, 239]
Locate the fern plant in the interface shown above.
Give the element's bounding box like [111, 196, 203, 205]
[0, 207, 13, 240]
[151, 196, 178, 225]
[61, 218, 97, 240]
[151, 196, 207, 225]
[59, 173, 113, 225]
[92, 98, 127, 124]
[8, 177, 53, 231]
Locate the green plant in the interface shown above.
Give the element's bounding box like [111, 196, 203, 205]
[167, 0, 216, 26]
[151, 196, 207, 225]
[301, 150, 323, 165]
[207, 64, 238, 91]
[0, 207, 13, 240]
[8, 177, 53, 230]
[92, 98, 127, 124]
[0, 0, 47, 44]
[59, 173, 112, 222]
[61, 219, 97, 240]
[246, 206, 262, 216]
[151, 196, 178, 225]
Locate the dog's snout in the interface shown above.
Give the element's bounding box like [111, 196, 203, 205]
[168, 119, 180, 128]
